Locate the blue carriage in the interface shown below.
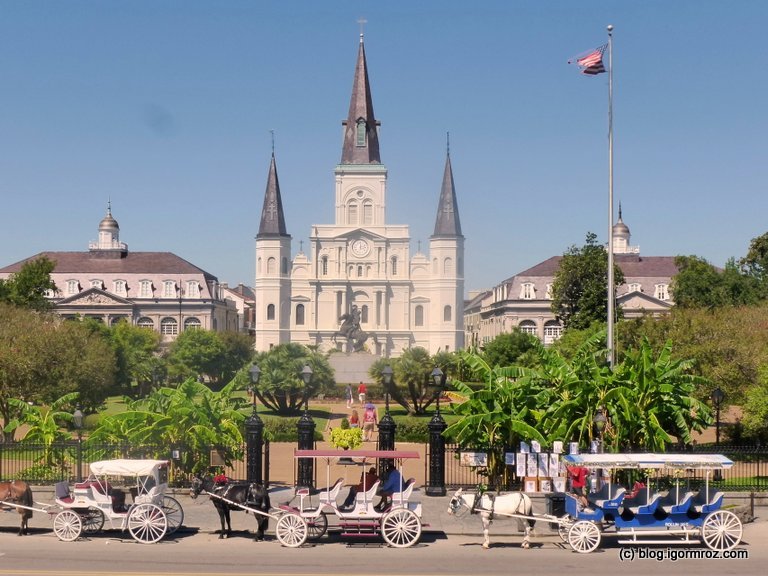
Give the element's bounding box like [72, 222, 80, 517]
[560, 453, 742, 553]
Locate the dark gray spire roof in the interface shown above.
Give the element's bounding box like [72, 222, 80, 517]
[340, 35, 381, 165]
[257, 154, 289, 237]
[432, 153, 463, 237]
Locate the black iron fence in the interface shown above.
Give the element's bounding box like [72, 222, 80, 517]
[0, 440, 252, 486]
[441, 443, 768, 492]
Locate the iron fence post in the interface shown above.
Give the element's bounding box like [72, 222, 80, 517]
[245, 409, 264, 483]
[426, 410, 447, 496]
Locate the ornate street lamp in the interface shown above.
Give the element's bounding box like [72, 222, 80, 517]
[297, 364, 315, 488]
[592, 407, 607, 454]
[711, 387, 724, 447]
[73, 406, 84, 483]
[378, 365, 397, 477]
[711, 387, 725, 481]
[426, 367, 447, 496]
[246, 363, 265, 484]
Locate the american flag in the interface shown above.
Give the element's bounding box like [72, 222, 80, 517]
[572, 43, 607, 75]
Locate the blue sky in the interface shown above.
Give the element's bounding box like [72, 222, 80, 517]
[1, 1, 766, 294]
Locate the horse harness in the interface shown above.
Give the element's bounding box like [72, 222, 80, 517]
[471, 491, 497, 521]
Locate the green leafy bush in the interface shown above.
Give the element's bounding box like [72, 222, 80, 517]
[263, 417, 323, 442]
[329, 427, 363, 449]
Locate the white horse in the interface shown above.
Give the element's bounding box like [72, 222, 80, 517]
[447, 487, 535, 549]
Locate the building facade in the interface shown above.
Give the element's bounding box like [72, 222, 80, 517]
[0, 206, 238, 342]
[254, 35, 465, 356]
[466, 210, 678, 346]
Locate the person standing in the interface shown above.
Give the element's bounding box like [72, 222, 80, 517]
[357, 381, 367, 405]
[362, 402, 378, 441]
[345, 383, 353, 409]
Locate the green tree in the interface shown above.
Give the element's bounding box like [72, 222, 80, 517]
[481, 330, 539, 369]
[166, 329, 253, 387]
[90, 378, 247, 474]
[110, 320, 162, 396]
[251, 343, 334, 415]
[740, 231, 768, 286]
[4, 392, 80, 466]
[672, 256, 760, 308]
[214, 331, 254, 386]
[740, 368, 768, 444]
[551, 232, 625, 330]
[0, 305, 114, 439]
[0, 256, 57, 311]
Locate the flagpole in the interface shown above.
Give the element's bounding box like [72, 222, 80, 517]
[607, 24, 615, 369]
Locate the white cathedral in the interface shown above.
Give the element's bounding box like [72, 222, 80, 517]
[253, 35, 464, 356]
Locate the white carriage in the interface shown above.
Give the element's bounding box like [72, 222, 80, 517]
[560, 453, 743, 553]
[275, 449, 424, 548]
[52, 459, 183, 544]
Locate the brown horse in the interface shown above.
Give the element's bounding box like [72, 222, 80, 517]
[0, 480, 34, 536]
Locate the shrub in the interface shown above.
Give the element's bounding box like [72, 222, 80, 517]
[263, 417, 323, 442]
[329, 427, 363, 449]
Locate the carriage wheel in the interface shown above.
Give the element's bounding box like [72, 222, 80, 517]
[53, 510, 83, 542]
[276, 513, 308, 548]
[307, 511, 328, 540]
[557, 514, 573, 543]
[127, 503, 168, 544]
[567, 520, 601, 553]
[81, 508, 105, 534]
[381, 508, 422, 548]
[160, 495, 184, 534]
[701, 510, 742, 551]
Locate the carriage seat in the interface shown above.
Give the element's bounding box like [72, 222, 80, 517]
[355, 480, 380, 508]
[664, 491, 696, 514]
[627, 491, 662, 515]
[389, 478, 416, 508]
[54, 481, 74, 505]
[692, 491, 724, 514]
[588, 485, 626, 509]
[74, 479, 111, 495]
[318, 478, 344, 507]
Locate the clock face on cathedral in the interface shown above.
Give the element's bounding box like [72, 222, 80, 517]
[351, 239, 369, 257]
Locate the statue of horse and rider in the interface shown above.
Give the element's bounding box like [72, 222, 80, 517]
[334, 305, 371, 352]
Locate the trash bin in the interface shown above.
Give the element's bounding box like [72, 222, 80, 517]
[548, 494, 566, 517]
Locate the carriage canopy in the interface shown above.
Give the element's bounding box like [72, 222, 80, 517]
[562, 453, 734, 470]
[89, 459, 169, 477]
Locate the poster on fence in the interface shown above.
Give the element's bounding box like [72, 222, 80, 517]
[460, 452, 488, 467]
[552, 441, 563, 454]
[526, 453, 538, 477]
[552, 477, 567, 493]
[504, 452, 515, 466]
[549, 453, 559, 475]
[537, 453, 549, 477]
[516, 453, 526, 477]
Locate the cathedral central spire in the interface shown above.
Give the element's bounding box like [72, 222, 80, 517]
[340, 35, 381, 164]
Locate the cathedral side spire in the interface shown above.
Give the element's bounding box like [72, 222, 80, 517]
[340, 34, 381, 165]
[432, 151, 463, 237]
[257, 153, 289, 237]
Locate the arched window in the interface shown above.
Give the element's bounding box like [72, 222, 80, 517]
[361, 305, 368, 323]
[110, 316, 128, 326]
[296, 304, 305, 325]
[113, 279, 127, 296]
[137, 317, 154, 329]
[267, 257, 276, 274]
[90, 279, 103, 289]
[391, 256, 398, 276]
[257, 257, 262, 273]
[348, 202, 358, 225]
[520, 282, 535, 299]
[184, 317, 202, 330]
[443, 305, 452, 322]
[443, 257, 453, 275]
[321, 256, 328, 276]
[544, 321, 563, 345]
[160, 317, 178, 336]
[67, 280, 80, 295]
[357, 265, 363, 277]
[282, 257, 288, 275]
[363, 201, 373, 225]
[519, 320, 537, 336]
[266, 304, 275, 320]
[654, 284, 669, 300]
[415, 305, 424, 327]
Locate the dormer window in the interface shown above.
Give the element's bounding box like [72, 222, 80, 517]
[113, 280, 127, 296]
[186, 281, 200, 298]
[67, 280, 80, 295]
[163, 280, 176, 298]
[628, 283, 642, 293]
[655, 283, 670, 301]
[90, 279, 103, 289]
[356, 118, 366, 146]
[520, 282, 536, 300]
[139, 280, 153, 298]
